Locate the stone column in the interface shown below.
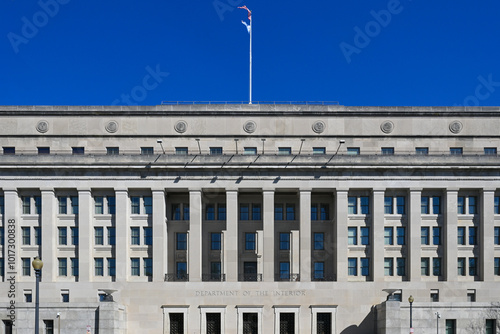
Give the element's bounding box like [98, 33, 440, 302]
[78, 189, 93, 282]
[188, 189, 202, 282]
[225, 190, 238, 282]
[481, 189, 495, 281]
[372, 189, 385, 282]
[152, 189, 166, 282]
[299, 190, 311, 282]
[335, 189, 348, 281]
[41, 189, 56, 282]
[115, 189, 129, 282]
[408, 189, 422, 281]
[4, 189, 19, 275]
[444, 189, 458, 282]
[263, 190, 275, 281]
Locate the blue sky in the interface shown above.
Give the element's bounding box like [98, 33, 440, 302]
[1, 0, 500, 106]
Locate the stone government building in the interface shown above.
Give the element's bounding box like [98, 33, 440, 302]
[0, 104, 499, 333]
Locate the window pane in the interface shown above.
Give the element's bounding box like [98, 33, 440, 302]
[421, 196, 429, 214]
[347, 227, 357, 245]
[347, 147, 360, 155]
[278, 147, 291, 155]
[348, 258, 357, 276]
[348, 197, 357, 214]
[279, 233, 290, 250]
[396, 196, 405, 214]
[432, 196, 440, 214]
[360, 258, 370, 276]
[252, 204, 261, 220]
[240, 204, 249, 220]
[381, 147, 394, 155]
[360, 197, 369, 214]
[245, 233, 256, 250]
[244, 147, 257, 155]
[416, 147, 428, 155]
[396, 227, 405, 245]
[314, 233, 324, 250]
[313, 147, 326, 155]
[211, 233, 221, 250]
[286, 204, 295, 220]
[384, 197, 393, 214]
[360, 227, 369, 245]
[176, 233, 187, 250]
[384, 227, 393, 245]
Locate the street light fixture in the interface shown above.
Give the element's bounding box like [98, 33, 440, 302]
[32, 257, 43, 334]
[435, 312, 441, 334]
[408, 295, 414, 333]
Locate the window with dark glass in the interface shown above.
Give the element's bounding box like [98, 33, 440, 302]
[58, 258, 67, 276]
[240, 204, 249, 220]
[469, 227, 478, 245]
[314, 262, 324, 280]
[279, 233, 290, 250]
[58, 227, 67, 245]
[433, 227, 441, 245]
[457, 227, 465, 245]
[314, 232, 324, 250]
[175, 147, 188, 155]
[210, 147, 223, 155]
[494, 258, 500, 276]
[131, 258, 140, 276]
[210, 262, 221, 280]
[244, 147, 257, 155]
[421, 227, 429, 245]
[348, 227, 357, 245]
[457, 196, 465, 214]
[360, 196, 369, 214]
[415, 147, 428, 155]
[131, 197, 140, 214]
[396, 196, 405, 214]
[286, 204, 295, 220]
[457, 258, 466, 276]
[381, 147, 394, 155]
[176, 262, 187, 280]
[360, 227, 369, 245]
[278, 147, 292, 155]
[94, 227, 104, 245]
[469, 257, 477, 276]
[348, 258, 357, 276]
[95, 258, 103, 276]
[3, 147, 15, 155]
[59, 196, 67, 214]
[495, 196, 500, 214]
[397, 258, 406, 276]
[141, 147, 154, 155]
[421, 257, 430, 276]
[144, 227, 152, 245]
[218, 204, 226, 220]
[396, 227, 405, 245]
[172, 204, 181, 220]
[131, 227, 140, 245]
[433, 257, 442, 276]
[384, 227, 393, 245]
[71, 258, 79, 276]
[384, 197, 393, 214]
[360, 258, 370, 276]
[211, 233, 221, 250]
[313, 147, 326, 155]
[144, 258, 153, 277]
[108, 196, 116, 214]
[495, 227, 500, 245]
[95, 196, 104, 214]
[245, 233, 256, 250]
[206, 204, 216, 220]
[484, 147, 497, 155]
[279, 262, 290, 279]
[450, 147, 463, 155]
[176, 233, 187, 250]
[72, 147, 84, 155]
[468, 196, 477, 214]
[347, 147, 360, 155]
[144, 196, 152, 215]
[251, 204, 261, 220]
[384, 258, 393, 276]
[22, 227, 30, 245]
[348, 196, 357, 214]
[70, 196, 78, 214]
[106, 147, 119, 155]
[108, 258, 116, 276]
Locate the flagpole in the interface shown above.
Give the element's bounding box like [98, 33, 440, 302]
[249, 14, 252, 105]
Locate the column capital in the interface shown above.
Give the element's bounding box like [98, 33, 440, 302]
[114, 188, 129, 194]
[299, 189, 312, 194]
[446, 188, 460, 193]
[409, 188, 422, 193]
[188, 188, 202, 193]
[262, 188, 275, 193]
[482, 188, 496, 194]
[3, 188, 18, 194]
[40, 188, 55, 193]
[151, 189, 166, 194]
[225, 189, 239, 194]
[372, 188, 385, 194]
[335, 188, 349, 194]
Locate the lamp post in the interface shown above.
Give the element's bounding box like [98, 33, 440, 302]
[435, 312, 441, 334]
[32, 257, 43, 334]
[408, 295, 414, 333]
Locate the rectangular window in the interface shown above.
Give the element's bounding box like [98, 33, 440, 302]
[347, 147, 360, 155]
[421, 227, 429, 245]
[22, 227, 30, 245]
[348, 196, 357, 214]
[286, 204, 295, 220]
[44, 320, 54, 334]
[348, 227, 357, 245]
[71, 258, 79, 276]
[433, 258, 442, 276]
[314, 232, 324, 250]
[183, 204, 189, 220]
[95, 196, 104, 214]
[457, 196, 465, 214]
[107, 227, 116, 245]
[141, 147, 154, 155]
[210, 262, 221, 280]
[416, 147, 429, 155]
[278, 147, 292, 155]
[279, 262, 290, 280]
[433, 227, 441, 245]
[108, 258, 116, 276]
[0, 196, 3, 215]
[469, 227, 478, 245]
[3, 147, 15, 155]
[348, 258, 357, 276]
[58, 227, 67, 245]
[243, 313, 258, 334]
[251, 204, 261, 220]
[244, 147, 257, 155]
[313, 262, 325, 280]
[396, 258, 406, 276]
[131, 197, 140, 214]
[313, 147, 326, 155]
[467, 289, 476, 302]
[0, 227, 3, 246]
[319, 204, 329, 220]
[245, 233, 256, 250]
[70, 227, 78, 245]
[175, 147, 188, 155]
[94, 227, 104, 245]
[457, 257, 466, 276]
[131, 227, 140, 245]
[107, 196, 116, 214]
[469, 257, 477, 276]
[495, 196, 500, 214]
[106, 147, 119, 155]
[70, 196, 78, 214]
[144, 258, 153, 277]
[239, 204, 249, 220]
[131, 258, 140, 276]
[22, 196, 30, 214]
[469, 196, 477, 214]
[33, 228, 41, 245]
[211, 233, 221, 250]
[495, 258, 500, 276]
[144, 227, 152, 245]
[58, 258, 67, 276]
[59, 197, 67, 214]
[396, 196, 405, 214]
[360, 227, 370, 245]
[218, 204, 227, 220]
[170, 313, 185, 334]
[381, 147, 394, 155]
[432, 196, 440, 214]
[360, 196, 369, 214]
[172, 204, 181, 220]
[95, 258, 103, 276]
[421, 257, 430, 276]
[384, 227, 393, 245]
[360, 258, 370, 276]
[450, 147, 463, 155]
[485, 147, 497, 155]
[210, 147, 223, 155]
[72, 147, 84, 155]
[457, 227, 465, 245]
[176, 233, 187, 250]
[144, 196, 152, 215]
[206, 204, 216, 220]
[176, 262, 187, 280]
[384, 258, 393, 276]
[396, 227, 405, 245]
[485, 319, 496, 334]
[495, 227, 500, 245]
[446, 320, 456, 334]
[421, 196, 429, 214]
[279, 233, 290, 250]
[384, 196, 393, 214]
[22, 258, 30, 276]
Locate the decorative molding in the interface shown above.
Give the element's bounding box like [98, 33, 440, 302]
[105, 121, 119, 133]
[175, 120, 188, 133]
[449, 121, 463, 134]
[243, 120, 257, 133]
[312, 120, 326, 134]
[36, 120, 49, 133]
[380, 121, 394, 134]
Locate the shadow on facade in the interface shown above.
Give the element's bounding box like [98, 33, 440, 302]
[340, 306, 376, 334]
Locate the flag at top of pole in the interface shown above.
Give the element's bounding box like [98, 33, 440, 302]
[238, 5, 252, 104]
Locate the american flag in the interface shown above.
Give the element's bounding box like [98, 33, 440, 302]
[238, 6, 252, 21]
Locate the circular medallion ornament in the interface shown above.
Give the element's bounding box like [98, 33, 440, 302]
[36, 120, 49, 133]
[381, 121, 394, 134]
[449, 121, 463, 134]
[312, 120, 326, 134]
[243, 120, 257, 133]
[105, 121, 118, 133]
[174, 120, 188, 133]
